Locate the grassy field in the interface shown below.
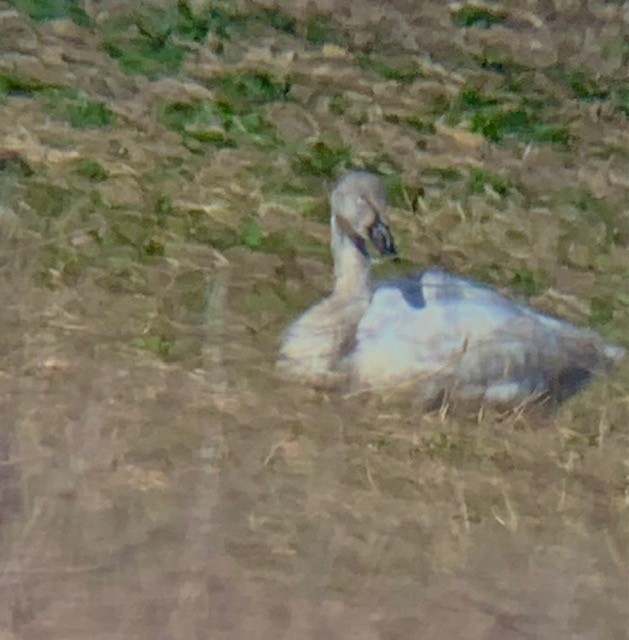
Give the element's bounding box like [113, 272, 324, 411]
[0, 1, 627, 638]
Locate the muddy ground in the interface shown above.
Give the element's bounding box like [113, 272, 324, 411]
[0, 0, 627, 638]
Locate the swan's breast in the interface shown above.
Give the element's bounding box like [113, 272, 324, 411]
[278, 294, 370, 385]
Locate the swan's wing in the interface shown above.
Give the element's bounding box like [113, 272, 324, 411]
[357, 270, 622, 402]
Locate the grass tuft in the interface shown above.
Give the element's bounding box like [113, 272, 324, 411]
[451, 5, 507, 28]
[468, 168, 510, 196]
[294, 141, 351, 177]
[75, 158, 108, 181]
[8, 0, 90, 26]
[159, 98, 276, 149]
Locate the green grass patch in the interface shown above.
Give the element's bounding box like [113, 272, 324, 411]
[384, 112, 436, 134]
[384, 113, 436, 135]
[435, 79, 570, 146]
[102, 34, 186, 77]
[548, 65, 610, 102]
[589, 297, 614, 326]
[102, 1, 250, 76]
[159, 98, 276, 149]
[0, 71, 49, 97]
[404, 116, 436, 134]
[173, 0, 247, 42]
[356, 53, 423, 83]
[422, 166, 462, 182]
[241, 219, 263, 249]
[160, 100, 235, 147]
[34, 245, 92, 288]
[468, 167, 510, 196]
[134, 334, 174, 359]
[382, 172, 423, 210]
[304, 13, 348, 46]
[22, 181, 73, 221]
[451, 5, 507, 28]
[470, 106, 570, 145]
[612, 81, 629, 116]
[293, 141, 351, 177]
[211, 71, 291, 107]
[75, 158, 108, 182]
[458, 86, 500, 110]
[42, 87, 113, 128]
[329, 95, 349, 115]
[509, 267, 548, 297]
[260, 7, 297, 35]
[0, 73, 113, 128]
[8, 0, 90, 26]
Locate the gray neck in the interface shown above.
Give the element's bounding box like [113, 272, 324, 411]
[331, 218, 371, 297]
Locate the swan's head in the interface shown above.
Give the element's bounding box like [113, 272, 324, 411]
[330, 171, 397, 258]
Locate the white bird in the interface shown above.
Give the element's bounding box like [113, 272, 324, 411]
[278, 171, 625, 408]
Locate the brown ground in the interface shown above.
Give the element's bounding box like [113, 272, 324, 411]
[0, 1, 627, 638]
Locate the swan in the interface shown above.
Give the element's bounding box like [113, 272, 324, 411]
[277, 171, 625, 407]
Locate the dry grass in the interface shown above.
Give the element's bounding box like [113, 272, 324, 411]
[0, 0, 627, 638]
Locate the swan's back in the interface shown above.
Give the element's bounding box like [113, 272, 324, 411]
[353, 269, 624, 405]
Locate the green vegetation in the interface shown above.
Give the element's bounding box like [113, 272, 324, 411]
[160, 100, 234, 147]
[102, 34, 186, 77]
[210, 71, 291, 107]
[356, 53, 423, 83]
[422, 167, 462, 182]
[590, 297, 615, 326]
[403, 116, 436, 134]
[468, 168, 510, 196]
[549, 65, 610, 101]
[159, 71, 289, 149]
[304, 13, 348, 46]
[450, 5, 507, 28]
[172, 0, 247, 42]
[134, 334, 174, 359]
[382, 172, 423, 210]
[75, 158, 108, 182]
[614, 82, 629, 116]
[329, 95, 349, 116]
[22, 181, 72, 220]
[455, 84, 571, 145]
[0, 72, 112, 127]
[159, 98, 276, 149]
[102, 2, 248, 77]
[241, 219, 263, 249]
[7, 0, 90, 26]
[43, 87, 113, 128]
[0, 71, 49, 97]
[294, 141, 351, 177]
[509, 268, 548, 297]
[260, 6, 297, 35]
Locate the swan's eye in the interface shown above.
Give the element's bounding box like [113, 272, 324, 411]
[368, 219, 397, 256]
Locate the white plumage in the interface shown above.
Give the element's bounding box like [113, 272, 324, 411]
[278, 171, 624, 407]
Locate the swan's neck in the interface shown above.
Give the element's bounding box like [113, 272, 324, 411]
[331, 229, 371, 298]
